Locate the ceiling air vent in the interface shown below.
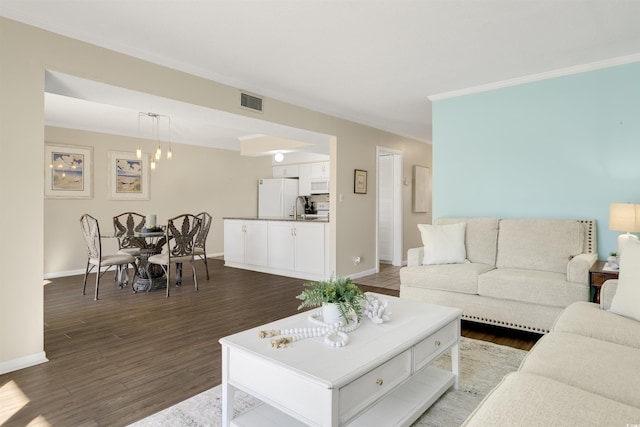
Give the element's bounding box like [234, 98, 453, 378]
[240, 92, 263, 113]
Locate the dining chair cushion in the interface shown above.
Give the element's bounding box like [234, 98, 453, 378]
[90, 254, 137, 267]
[193, 247, 205, 255]
[148, 253, 194, 266]
[118, 247, 141, 256]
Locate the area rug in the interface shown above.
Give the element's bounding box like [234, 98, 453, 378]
[129, 338, 527, 427]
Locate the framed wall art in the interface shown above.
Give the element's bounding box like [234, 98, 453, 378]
[45, 144, 93, 199]
[108, 151, 150, 200]
[354, 169, 367, 194]
[412, 165, 430, 213]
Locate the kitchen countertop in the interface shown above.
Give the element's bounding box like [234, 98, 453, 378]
[223, 216, 329, 223]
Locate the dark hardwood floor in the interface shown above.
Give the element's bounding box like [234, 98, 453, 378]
[1, 259, 540, 426]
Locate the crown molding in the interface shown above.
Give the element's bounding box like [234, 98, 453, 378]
[428, 53, 640, 102]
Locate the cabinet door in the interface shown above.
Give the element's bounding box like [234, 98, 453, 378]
[294, 223, 326, 275]
[273, 165, 299, 178]
[269, 222, 296, 271]
[311, 162, 330, 179]
[298, 164, 312, 196]
[244, 221, 269, 267]
[223, 220, 246, 264]
[272, 166, 285, 178]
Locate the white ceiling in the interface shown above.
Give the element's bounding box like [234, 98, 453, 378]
[2, 0, 640, 153]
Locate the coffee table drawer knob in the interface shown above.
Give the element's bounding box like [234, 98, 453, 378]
[376, 378, 383, 386]
[435, 340, 441, 347]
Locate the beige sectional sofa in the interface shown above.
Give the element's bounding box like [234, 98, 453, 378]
[400, 218, 597, 333]
[463, 281, 640, 426]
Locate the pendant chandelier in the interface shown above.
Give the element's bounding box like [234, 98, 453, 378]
[137, 112, 172, 170]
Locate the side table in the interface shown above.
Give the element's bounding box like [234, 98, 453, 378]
[589, 260, 619, 304]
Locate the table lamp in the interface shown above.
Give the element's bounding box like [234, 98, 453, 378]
[609, 202, 640, 255]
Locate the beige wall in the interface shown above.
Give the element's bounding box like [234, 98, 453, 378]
[330, 126, 432, 276]
[44, 126, 271, 276]
[0, 17, 431, 371]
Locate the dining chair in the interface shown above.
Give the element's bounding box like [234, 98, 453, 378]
[194, 211, 213, 280]
[147, 213, 201, 297]
[80, 214, 138, 300]
[113, 212, 147, 257]
[112, 212, 147, 285]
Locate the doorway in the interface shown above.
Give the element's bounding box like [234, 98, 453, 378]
[376, 147, 403, 269]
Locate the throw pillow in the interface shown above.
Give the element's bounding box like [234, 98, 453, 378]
[609, 238, 640, 321]
[418, 222, 467, 265]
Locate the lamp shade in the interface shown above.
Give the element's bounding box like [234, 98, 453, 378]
[609, 203, 640, 232]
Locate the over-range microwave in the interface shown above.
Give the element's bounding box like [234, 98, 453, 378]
[310, 178, 330, 194]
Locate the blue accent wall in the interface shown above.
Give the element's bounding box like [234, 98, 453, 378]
[432, 62, 640, 259]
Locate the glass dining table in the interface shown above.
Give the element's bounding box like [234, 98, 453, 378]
[101, 230, 167, 292]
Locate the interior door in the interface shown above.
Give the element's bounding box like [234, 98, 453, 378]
[378, 155, 394, 262]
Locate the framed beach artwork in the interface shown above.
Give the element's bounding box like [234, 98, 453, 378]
[45, 144, 93, 199]
[108, 151, 150, 200]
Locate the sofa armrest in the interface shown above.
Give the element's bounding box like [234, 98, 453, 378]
[600, 279, 618, 310]
[567, 253, 597, 285]
[407, 247, 424, 267]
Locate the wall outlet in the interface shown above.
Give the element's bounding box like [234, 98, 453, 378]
[353, 256, 361, 264]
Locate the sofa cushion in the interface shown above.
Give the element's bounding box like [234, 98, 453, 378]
[399, 263, 494, 294]
[496, 219, 584, 274]
[478, 268, 588, 308]
[520, 331, 640, 409]
[552, 301, 640, 349]
[462, 372, 640, 427]
[435, 218, 499, 266]
[610, 238, 640, 321]
[418, 222, 466, 265]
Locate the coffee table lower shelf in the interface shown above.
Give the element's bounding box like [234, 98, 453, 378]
[230, 365, 455, 427]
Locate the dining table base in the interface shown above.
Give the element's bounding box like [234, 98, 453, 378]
[133, 275, 166, 292]
[133, 248, 166, 292]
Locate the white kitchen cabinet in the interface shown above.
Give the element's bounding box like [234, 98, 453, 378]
[223, 220, 269, 267]
[298, 162, 330, 195]
[268, 222, 295, 271]
[272, 164, 299, 178]
[311, 161, 330, 178]
[293, 222, 326, 275]
[268, 221, 326, 276]
[225, 218, 328, 280]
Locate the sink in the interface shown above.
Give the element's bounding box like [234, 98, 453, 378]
[294, 216, 328, 222]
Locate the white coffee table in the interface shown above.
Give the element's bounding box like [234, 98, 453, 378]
[219, 294, 462, 426]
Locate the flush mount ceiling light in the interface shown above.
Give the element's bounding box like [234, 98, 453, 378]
[138, 112, 172, 170]
[274, 152, 284, 163]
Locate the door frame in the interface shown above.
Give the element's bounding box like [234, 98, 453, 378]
[375, 146, 404, 270]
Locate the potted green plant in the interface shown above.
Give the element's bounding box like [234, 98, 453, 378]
[607, 252, 619, 268]
[296, 276, 365, 324]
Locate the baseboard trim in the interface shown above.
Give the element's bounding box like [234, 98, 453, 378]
[44, 269, 84, 279]
[0, 351, 48, 375]
[348, 268, 378, 280]
[43, 253, 224, 279]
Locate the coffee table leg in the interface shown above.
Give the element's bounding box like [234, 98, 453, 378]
[221, 346, 234, 426]
[451, 342, 460, 390]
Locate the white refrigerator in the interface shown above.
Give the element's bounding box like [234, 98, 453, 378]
[258, 178, 299, 218]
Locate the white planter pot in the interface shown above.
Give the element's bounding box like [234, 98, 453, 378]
[322, 303, 343, 325]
